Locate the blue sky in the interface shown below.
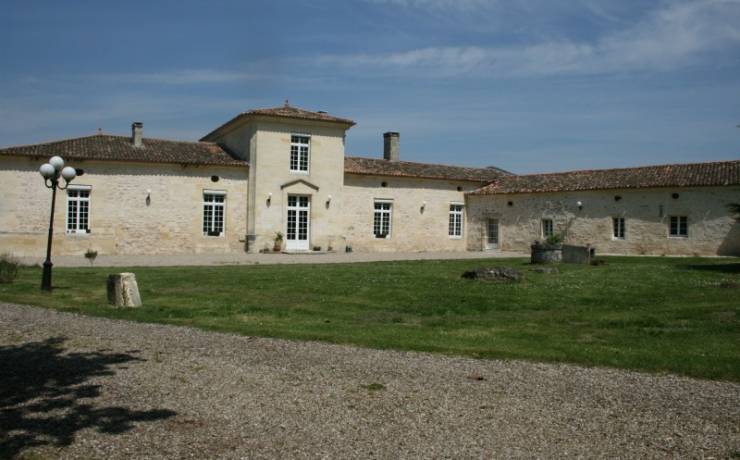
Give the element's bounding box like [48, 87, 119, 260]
[1, 0, 739, 173]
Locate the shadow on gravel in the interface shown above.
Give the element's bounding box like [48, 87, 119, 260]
[0, 337, 176, 458]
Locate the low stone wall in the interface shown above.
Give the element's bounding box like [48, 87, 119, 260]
[531, 244, 562, 263]
[562, 245, 594, 264]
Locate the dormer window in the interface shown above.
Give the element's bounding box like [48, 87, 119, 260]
[290, 135, 310, 173]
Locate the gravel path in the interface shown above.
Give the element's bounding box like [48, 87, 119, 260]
[17, 250, 526, 268]
[1, 303, 738, 459]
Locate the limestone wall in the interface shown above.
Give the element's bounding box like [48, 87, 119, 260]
[209, 118, 348, 252]
[341, 174, 480, 252]
[0, 156, 249, 257]
[466, 186, 740, 256]
[251, 121, 347, 252]
[216, 123, 258, 237]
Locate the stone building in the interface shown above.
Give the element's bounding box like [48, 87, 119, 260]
[0, 103, 738, 257]
[466, 164, 740, 256]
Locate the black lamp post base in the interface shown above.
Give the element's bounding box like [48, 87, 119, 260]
[41, 260, 53, 291]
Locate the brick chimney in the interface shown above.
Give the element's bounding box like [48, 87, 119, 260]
[131, 122, 143, 147]
[383, 132, 399, 162]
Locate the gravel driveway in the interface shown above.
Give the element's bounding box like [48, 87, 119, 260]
[1, 302, 738, 459]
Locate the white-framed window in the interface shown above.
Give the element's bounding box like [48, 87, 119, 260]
[613, 217, 625, 239]
[290, 134, 310, 173]
[373, 200, 392, 239]
[66, 186, 91, 234]
[541, 218, 554, 238]
[203, 190, 226, 237]
[449, 203, 464, 238]
[669, 215, 688, 238]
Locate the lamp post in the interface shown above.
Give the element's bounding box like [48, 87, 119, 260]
[39, 155, 77, 291]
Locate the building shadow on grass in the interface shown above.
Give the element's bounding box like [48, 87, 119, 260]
[0, 337, 176, 458]
[681, 263, 740, 274]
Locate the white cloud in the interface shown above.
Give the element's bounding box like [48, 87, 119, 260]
[318, 0, 740, 77]
[596, 0, 740, 71]
[100, 69, 259, 85]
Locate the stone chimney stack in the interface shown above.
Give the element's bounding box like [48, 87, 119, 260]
[131, 122, 143, 148]
[383, 132, 399, 162]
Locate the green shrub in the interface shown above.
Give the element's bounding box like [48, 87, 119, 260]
[84, 249, 98, 266]
[545, 233, 563, 245]
[0, 253, 20, 284]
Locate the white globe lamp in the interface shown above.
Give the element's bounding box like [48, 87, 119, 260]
[49, 155, 65, 172]
[39, 163, 55, 179]
[61, 166, 77, 182]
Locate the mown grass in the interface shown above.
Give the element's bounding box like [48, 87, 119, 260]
[1, 257, 738, 381]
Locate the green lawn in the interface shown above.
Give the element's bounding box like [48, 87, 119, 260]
[1, 257, 738, 381]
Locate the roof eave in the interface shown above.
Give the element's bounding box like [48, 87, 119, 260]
[200, 112, 356, 142]
[344, 169, 493, 183]
[0, 152, 249, 168]
[468, 182, 739, 196]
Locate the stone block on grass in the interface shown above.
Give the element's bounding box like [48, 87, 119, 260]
[107, 273, 142, 307]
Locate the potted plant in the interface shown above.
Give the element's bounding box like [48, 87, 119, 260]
[273, 232, 284, 252]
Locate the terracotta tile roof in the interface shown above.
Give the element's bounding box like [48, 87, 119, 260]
[201, 104, 355, 141]
[345, 156, 512, 182]
[0, 134, 247, 167]
[469, 159, 740, 195]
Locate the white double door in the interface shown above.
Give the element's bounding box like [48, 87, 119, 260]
[286, 195, 310, 251]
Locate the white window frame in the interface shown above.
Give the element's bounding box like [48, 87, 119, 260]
[541, 218, 554, 238]
[448, 203, 464, 238]
[612, 217, 626, 240]
[66, 185, 92, 235]
[669, 215, 688, 238]
[373, 199, 393, 239]
[203, 190, 226, 237]
[290, 134, 310, 174]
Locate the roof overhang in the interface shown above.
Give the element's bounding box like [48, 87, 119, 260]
[201, 113, 356, 142]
